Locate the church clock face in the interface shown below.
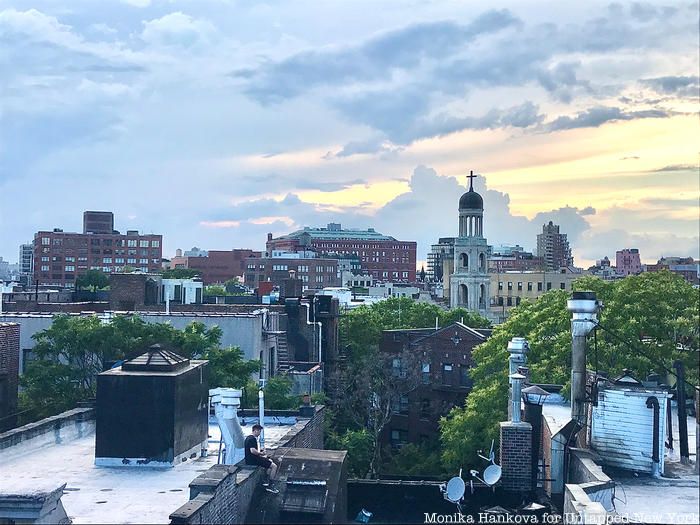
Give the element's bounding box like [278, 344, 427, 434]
[450, 171, 490, 315]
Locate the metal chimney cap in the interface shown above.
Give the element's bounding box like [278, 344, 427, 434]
[509, 373, 526, 381]
[507, 337, 529, 353]
[567, 291, 599, 314]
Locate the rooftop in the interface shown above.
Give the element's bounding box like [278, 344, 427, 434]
[0, 414, 305, 524]
[276, 225, 398, 242]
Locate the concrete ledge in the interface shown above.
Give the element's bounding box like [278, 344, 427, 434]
[0, 408, 95, 460]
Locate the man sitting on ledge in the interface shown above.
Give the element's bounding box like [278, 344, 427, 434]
[245, 424, 280, 494]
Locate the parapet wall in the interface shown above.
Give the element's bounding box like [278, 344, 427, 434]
[563, 448, 615, 524]
[0, 408, 95, 463]
[169, 405, 325, 524]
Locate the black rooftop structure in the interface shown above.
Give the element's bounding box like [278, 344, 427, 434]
[121, 344, 190, 372]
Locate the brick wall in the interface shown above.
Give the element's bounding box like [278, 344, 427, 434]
[169, 405, 325, 524]
[499, 421, 532, 492]
[0, 323, 20, 430]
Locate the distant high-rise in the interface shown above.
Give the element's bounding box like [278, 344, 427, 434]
[616, 248, 641, 276]
[536, 221, 573, 270]
[19, 243, 33, 285]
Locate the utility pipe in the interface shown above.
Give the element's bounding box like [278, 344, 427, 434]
[646, 396, 661, 478]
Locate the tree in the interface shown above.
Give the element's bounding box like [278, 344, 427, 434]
[241, 377, 299, 410]
[161, 268, 201, 279]
[19, 315, 257, 419]
[75, 269, 109, 291]
[204, 346, 260, 388]
[326, 428, 374, 478]
[440, 271, 699, 471]
[419, 265, 426, 282]
[339, 346, 423, 477]
[205, 285, 227, 296]
[383, 443, 447, 478]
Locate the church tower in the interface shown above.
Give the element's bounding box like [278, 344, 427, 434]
[450, 171, 490, 315]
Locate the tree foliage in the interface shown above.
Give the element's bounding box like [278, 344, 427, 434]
[161, 268, 201, 279]
[75, 269, 109, 291]
[440, 271, 699, 471]
[20, 315, 258, 418]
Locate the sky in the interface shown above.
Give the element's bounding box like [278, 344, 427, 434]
[1, 0, 698, 269]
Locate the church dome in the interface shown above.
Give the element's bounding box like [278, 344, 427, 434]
[459, 189, 483, 210]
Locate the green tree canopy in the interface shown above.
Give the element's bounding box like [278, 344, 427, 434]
[20, 315, 257, 419]
[75, 269, 109, 291]
[440, 271, 699, 471]
[161, 268, 201, 279]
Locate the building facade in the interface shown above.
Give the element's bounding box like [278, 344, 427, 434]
[536, 221, 573, 270]
[266, 223, 417, 282]
[449, 175, 491, 315]
[169, 249, 261, 284]
[0, 322, 20, 431]
[489, 245, 543, 272]
[19, 243, 33, 285]
[489, 269, 583, 322]
[427, 237, 455, 281]
[615, 248, 642, 276]
[244, 256, 340, 292]
[32, 212, 162, 288]
[646, 257, 699, 285]
[379, 323, 489, 448]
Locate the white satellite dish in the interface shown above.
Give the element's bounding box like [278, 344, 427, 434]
[445, 476, 466, 503]
[483, 464, 502, 486]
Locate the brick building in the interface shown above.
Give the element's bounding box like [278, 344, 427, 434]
[645, 257, 699, 285]
[266, 223, 417, 282]
[615, 248, 642, 276]
[489, 245, 544, 272]
[0, 322, 20, 431]
[244, 256, 340, 292]
[379, 323, 490, 448]
[33, 212, 162, 288]
[169, 249, 261, 284]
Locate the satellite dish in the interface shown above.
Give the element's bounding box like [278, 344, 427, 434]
[445, 476, 465, 503]
[483, 464, 502, 486]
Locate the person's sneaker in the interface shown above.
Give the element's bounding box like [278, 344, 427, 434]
[265, 486, 280, 494]
[262, 482, 270, 487]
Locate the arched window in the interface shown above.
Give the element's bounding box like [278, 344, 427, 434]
[479, 283, 486, 309]
[479, 252, 486, 272]
[459, 284, 468, 305]
[460, 253, 469, 270]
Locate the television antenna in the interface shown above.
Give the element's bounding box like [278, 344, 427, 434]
[439, 468, 466, 513]
[470, 440, 502, 487]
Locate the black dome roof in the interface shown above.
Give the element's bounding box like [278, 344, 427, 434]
[459, 189, 483, 210]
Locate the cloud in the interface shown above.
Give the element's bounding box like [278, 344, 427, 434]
[141, 12, 217, 48]
[122, 0, 151, 7]
[333, 138, 404, 158]
[237, 10, 520, 103]
[545, 106, 671, 131]
[641, 75, 699, 98]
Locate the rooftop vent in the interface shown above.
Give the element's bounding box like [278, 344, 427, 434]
[121, 343, 190, 372]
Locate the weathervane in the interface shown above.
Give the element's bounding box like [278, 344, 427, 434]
[466, 170, 478, 191]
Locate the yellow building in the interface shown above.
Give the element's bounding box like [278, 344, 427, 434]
[489, 270, 583, 323]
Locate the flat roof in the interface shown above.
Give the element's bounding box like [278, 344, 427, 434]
[0, 417, 301, 524]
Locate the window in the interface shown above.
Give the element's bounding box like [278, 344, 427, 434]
[91, 239, 100, 246]
[460, 365, 471, 387]
[547, 282, 552, 291]
[139, 240, 149, 248]
[65, 256, 75, 262]
[127, 239, 137, 247]
[402, 271, 408, 278]
[64, 265, 75, 272]
[42, 237, 50, 245]
[507, 281, 513, 290]
[421, 362, 430, 384]
[517, 282, 523, 291]
[151, 258, 160, 264]
[114, 258, 125, 264]
[128, 249, 137, 255]
[527, 282, 533, 291]
[103, 239, 112, 246]
[247, 264, 256, 270]
[41, 256, 49, 262]
[127, 258, 136, 264]
[537, 282, 543, 292]
[442, 363, 453, 384]
[390, 430, 408, 449]
[560, 282, 566, 290]
[498, 297, 504, 306]
[151, 240, 160, 248]
[41, 265, 49, 271]
[103, 258, 112, 263]
[498, 281, 503, 291]
[392, 358, 406, 378]
[507, 297, 513, 306]
[139, 258, 148, 264]
[52, 238, 62, 246]
[420, 399, 431, 419]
